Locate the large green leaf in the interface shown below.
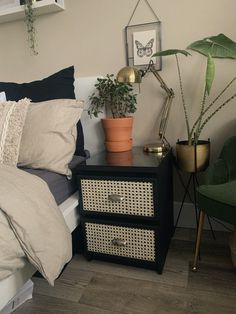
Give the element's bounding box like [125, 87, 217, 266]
[205, 54, 215, 95]
[152, 49, 191, 58]
[188, 33, 236, 58]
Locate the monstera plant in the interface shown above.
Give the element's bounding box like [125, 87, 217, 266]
[153, 34, 236, 172]
[153, 34, 236, 145]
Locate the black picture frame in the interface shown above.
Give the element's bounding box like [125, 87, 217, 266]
[125, 21, 162, 71]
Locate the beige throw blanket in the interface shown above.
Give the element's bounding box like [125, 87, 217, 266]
[0, 165, 72, 285]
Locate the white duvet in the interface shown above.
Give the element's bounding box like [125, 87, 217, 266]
[0, 165, 72, 285]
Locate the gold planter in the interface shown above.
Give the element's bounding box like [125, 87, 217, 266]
[176, 140, 210, 173]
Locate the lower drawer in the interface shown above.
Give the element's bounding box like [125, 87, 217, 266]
[84, 221, 156, 262]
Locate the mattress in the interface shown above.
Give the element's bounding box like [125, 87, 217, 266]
[19, 155, 87, 205]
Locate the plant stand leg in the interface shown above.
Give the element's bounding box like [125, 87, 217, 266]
[174, 174, 193, 231]
[192, 211, 205, 271]
[206, 215, 216, 240]
[193, 173, 216, 240]
[193, 173, 199, 228]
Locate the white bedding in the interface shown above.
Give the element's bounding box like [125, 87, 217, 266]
[0, 165, 72, 284]
[0, 191, 79, 312]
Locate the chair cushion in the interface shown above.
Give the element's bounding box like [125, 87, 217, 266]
[220, 136, 236, 180]
[206, 158, 229, 185]
[198, 180, 236, 225]
[229, 231, 236, 268]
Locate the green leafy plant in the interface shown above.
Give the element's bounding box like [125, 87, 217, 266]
[22, 0, 38, 55]
[88, 74, 137, 118]
[153, 34, 236, 145]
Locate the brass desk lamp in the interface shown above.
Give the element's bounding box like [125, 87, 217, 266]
[117, 60, 174, 153]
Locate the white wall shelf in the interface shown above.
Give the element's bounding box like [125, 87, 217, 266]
[0, 0, 65, 24]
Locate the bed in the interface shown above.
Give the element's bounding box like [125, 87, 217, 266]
[0, 157, 87, 313]
[0, 68, 101, 313]
[0, 195, 80, 314]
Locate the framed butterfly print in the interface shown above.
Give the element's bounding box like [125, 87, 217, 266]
[125, 22, 162, 70]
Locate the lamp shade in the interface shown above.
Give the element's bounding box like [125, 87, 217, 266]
[116, 66, 142, 83]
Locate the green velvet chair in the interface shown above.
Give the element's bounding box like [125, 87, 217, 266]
[192, 136, 236, 271]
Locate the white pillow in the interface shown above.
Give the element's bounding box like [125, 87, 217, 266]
[0, 92, 6, 102]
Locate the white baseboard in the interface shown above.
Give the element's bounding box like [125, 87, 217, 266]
[174, 201, 233, 232]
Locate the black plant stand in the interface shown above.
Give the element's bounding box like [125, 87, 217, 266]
[174, 168, 216, 240]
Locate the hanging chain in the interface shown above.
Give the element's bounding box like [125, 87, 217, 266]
[144, 0, 160, 21]
[127, 0, 141, 26]
[127, 0, 160, 26]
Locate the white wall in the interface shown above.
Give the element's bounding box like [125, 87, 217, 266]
[0, 0, 235, 215]
[0, 0, 235, 157]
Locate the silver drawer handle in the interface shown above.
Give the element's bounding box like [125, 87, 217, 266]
[111, 238, 127, 247]
[108, 194, 124, 202]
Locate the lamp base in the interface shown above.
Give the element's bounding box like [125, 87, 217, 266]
[143, 142, 169, 154]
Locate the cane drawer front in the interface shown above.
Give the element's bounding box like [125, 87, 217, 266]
[80, 178, 156, 217]
[85, 222, 156, 262]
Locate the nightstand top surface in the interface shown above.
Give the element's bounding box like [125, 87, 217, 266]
[79, 147, 171, 172]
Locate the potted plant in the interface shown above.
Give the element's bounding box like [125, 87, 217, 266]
[153, 34, 236, 172]
[20, 0, 38, 55]
[88, 74, 137, 152]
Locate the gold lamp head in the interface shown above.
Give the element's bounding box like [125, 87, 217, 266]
[116, 66, 142, 83]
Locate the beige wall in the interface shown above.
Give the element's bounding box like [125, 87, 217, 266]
[0, 0, 235, 159]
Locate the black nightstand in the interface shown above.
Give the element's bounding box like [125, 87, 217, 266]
[76, 147, 173, 274]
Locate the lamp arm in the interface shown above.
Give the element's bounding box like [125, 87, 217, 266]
[158, 95, 174, 142]
[149, 64, 174, 97]
[149, 64, 175, 144]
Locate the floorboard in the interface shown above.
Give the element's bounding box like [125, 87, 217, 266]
[13, 228, 236, 314]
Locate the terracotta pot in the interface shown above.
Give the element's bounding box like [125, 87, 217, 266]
[176, 140, 210, 173]
[101, 117, 133, 152]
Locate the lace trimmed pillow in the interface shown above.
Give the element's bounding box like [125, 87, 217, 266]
[0, 98, 30, 166]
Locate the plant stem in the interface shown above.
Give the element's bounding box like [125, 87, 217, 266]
[191, 77, 236, 133]
[198, 93, 236, 135]
[175, 54, 190, 142]
[191, 86, 207, 144]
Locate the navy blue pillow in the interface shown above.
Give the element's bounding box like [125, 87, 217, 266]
[0, 66, 85, 157]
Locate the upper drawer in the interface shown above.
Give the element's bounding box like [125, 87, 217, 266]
[79, 177, 157, 217]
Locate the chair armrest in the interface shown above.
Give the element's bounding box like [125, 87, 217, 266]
[206, 158, 229, 185]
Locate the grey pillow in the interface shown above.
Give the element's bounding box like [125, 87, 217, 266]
[18, 99, 84, 176]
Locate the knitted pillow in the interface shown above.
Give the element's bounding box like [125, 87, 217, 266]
[0, 99, 30, 166]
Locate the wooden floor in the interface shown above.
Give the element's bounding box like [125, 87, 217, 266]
[14, 228, 236, 314]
